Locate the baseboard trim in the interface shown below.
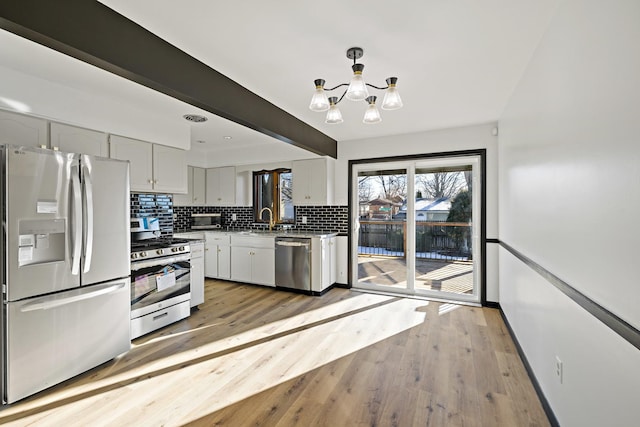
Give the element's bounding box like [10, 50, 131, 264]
[496, 306, 560, 427]
[484, 301, 500, 309]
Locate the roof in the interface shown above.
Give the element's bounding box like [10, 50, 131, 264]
[400, 197, 452, 212]
[368, 197, 403, 207]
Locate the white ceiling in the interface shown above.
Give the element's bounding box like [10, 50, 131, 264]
[0, 1, 559, 167]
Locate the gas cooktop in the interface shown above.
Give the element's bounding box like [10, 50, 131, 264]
[130, 237, 192, 261]
[130, 237, 192, 250]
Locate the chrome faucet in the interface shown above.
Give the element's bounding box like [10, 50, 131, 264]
[259, 207, 275, 231]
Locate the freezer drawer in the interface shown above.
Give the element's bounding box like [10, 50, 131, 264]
[3, 278, 131, 404]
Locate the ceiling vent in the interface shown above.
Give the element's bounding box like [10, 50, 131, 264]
[183, 114, 207, 123]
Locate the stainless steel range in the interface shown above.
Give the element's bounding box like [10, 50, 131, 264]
[130, 219, 192, 339]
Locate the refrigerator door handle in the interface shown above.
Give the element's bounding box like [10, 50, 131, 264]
[71, 165, 82, 275]
[19, 283, 126, 312]
[82, 156, 94, 274]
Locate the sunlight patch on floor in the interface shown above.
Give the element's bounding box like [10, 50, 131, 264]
[2, 293, 429, 426]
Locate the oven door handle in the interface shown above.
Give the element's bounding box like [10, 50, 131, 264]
[131, 254, 191, 271]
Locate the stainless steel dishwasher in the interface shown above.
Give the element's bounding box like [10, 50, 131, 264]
[275, 237, 311, 291]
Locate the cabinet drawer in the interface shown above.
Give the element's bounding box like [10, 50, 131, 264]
[230, 235, 274, 249]
[206, 233, 231, 245]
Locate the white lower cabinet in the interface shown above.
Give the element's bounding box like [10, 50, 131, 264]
[189, 240, 205, 307]
[204, 233, 231, 279]
[230, 235, 275, 286]
[311, 236, 337, 293]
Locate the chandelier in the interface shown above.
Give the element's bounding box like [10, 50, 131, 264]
[309, 47, 403, 124]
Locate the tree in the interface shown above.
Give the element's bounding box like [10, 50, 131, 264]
[446, 190, 472, 255]
[416, 171, 465, 199]
[376, 174, 406, 200]
[358, 176, 374, 202]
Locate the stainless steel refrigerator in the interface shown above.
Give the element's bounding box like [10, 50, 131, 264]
[0, 145, 132, 404]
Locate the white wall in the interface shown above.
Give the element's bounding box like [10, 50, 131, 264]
[337, 123, 499, 301]
[498, 0, 640, 425]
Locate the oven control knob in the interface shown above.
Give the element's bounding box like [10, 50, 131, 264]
[140, 252, 147, 257]
[171, 247, 178, 252]
[179, 246, 185, 251]
[131, 253, 137, 259]
[156, 249, 164, 255]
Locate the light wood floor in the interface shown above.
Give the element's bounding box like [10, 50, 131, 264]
[0, 280, 549, 426]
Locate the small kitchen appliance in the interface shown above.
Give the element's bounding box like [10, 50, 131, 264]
[190, 213, 222, 230]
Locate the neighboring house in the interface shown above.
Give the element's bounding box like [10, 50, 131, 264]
[358, 200, 370, 218]
[394, 197, 451, 221]
[365, 197, 403, 219]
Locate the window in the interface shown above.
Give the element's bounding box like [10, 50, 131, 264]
[253, 169, 293, 224]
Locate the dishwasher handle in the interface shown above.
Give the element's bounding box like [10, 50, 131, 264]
[276, 240, 310, 248]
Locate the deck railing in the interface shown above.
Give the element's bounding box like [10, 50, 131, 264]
[358, 219, 472, 261]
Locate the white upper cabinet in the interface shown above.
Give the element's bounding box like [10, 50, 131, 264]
[109, 135, 153, 192]
[152, 144, 187, 194]
[292, 158, 334, 205]
[174, 166, 206, 206]
[50, 122, 108, 157]
[109, 135, 187, 194]
[192, 167, 206, 205]
[0, 109, 48, 148]
[206, 166, 236, 206]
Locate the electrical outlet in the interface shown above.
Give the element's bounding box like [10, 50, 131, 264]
[301, 216, 307, 224]
[555, 356, 563, 384]
[231, 213, 237, 221]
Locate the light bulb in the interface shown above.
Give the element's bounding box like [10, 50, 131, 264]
[346, 64, 369, 101]
[325, 97, 343, 124]
[382, 77, 403, 110]
[309, 79, 329, 112]
[363, 96, 382, 124]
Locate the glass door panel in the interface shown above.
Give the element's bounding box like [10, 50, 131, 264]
[355, 166, 409, 292]
[413, 159, 479, 302]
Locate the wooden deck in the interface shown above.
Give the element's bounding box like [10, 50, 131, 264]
[0, 280, 548, 426]
[358, 256, 474, 295]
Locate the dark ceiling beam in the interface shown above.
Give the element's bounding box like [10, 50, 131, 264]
[0, 0, 337, 158]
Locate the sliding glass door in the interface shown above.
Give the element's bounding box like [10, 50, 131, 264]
[355, 163, 409, 292]
[352, 155, 481, 303]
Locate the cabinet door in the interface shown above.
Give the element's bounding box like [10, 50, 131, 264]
[292, 159, 327, 205]
[321, 238, 331, 289]
[206, 166, 236, 206]
[204, 234, 218, 277]
[153, 144, 187, 194]
[252, 248, 275, 286]
[173, 166, 194, 206]
[231, 247, 253, 283]
[217, 245, 231, 280]
[218, 166, 236, 205]
[109, 135, 153, 191]
[0, 109, 48, 148]
[192, 167, 206, 205]
[206, 167, 221, 205]
[306, 159, 327, 205]
[50, 122, 108, 156]
[329, 237, 337, 285]
[190, 257, 205, 307]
